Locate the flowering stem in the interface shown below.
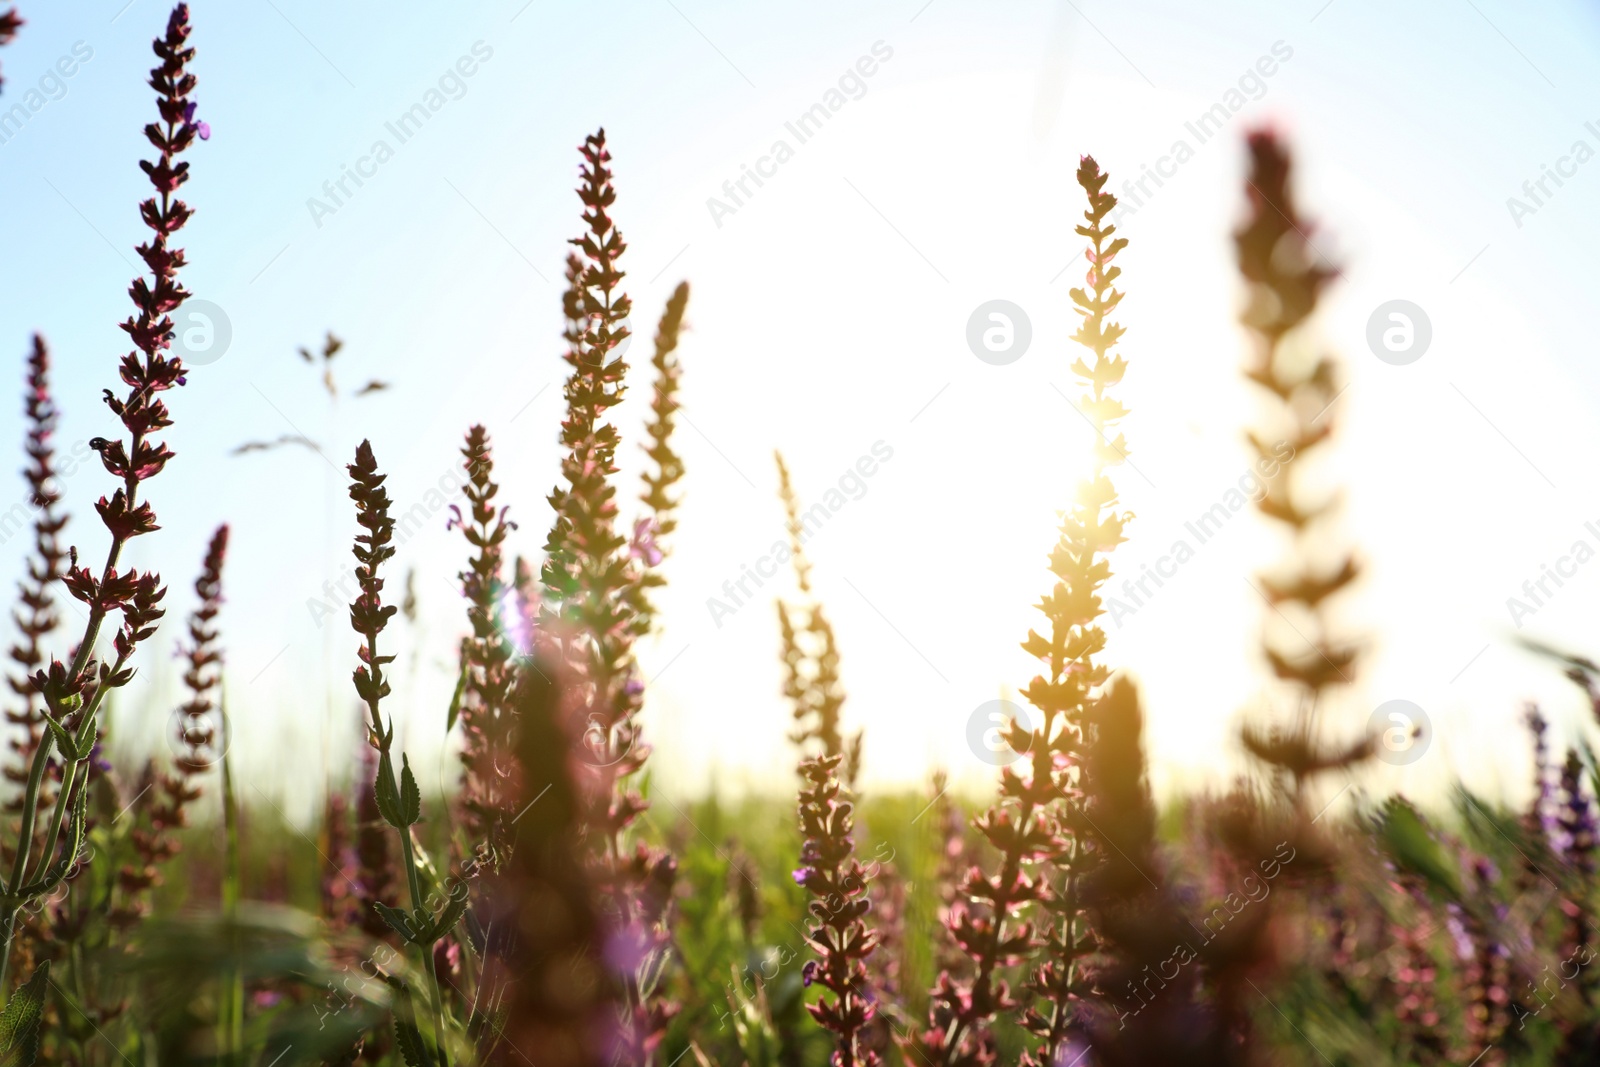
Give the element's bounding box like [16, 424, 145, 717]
[1, 2, 198, 994]
[348, 438, 450, 1064]
[400, 824, 448, 1066]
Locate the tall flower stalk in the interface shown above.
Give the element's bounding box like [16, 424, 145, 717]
[0, 4, 199, 992]
[478, 659, 617, 1067]
[630, 280, 690, 631]
[1233, 130, 1367, 799]
[1, 335, 67, 997]
[795, 753, 880, 1067]
[451, 425, 518, 861]
[538, 130, 684, 1063]
[116, 523, 228, 916]
[909, 156, 1133, 1067]
[775, 453, 858, 785]
[1556, 750, 1597, 1010]
[347, 440, 464, 1065]
[5, 337, 69, 818]
[539, 133, 643, 828]
[1019, 155, 1135, 1059]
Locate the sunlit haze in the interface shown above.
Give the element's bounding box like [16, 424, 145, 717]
[4, 0, 1600, 824]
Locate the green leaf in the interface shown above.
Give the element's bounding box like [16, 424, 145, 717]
[373, 902, 419, 944]
[426, 884, 471, 943]
[400, 754, 421, 827]
[69, 708, 100, 762]
[1378, 799, 1460, 899]
[37, 712, 73, 762]
[374, 751, 404, 829]
[446, 661, 469, 734]
[0, 960, 48, 1066]
[393, 1018, 431, 1067]
[29, 782, 93, 895]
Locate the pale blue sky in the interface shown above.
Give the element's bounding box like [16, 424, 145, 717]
[2, 0, 1599, 818]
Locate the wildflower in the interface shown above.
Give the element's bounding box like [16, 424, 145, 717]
[795, 753, 880, 1067]
[1017, 155, 1135, 1058]
[453, 425, 518, 859]
[181, 99, 209, 140]
[630, 280, 689, 626]
[173, 524, 227, 774]
[629, 517, 663, 567]
[912, 155, 1134, 1067]
[319, 788, 359, 933]
[537, 130, 682, 1061]
[1458, 856, 1518, 1061]
[1, 3, 202, 977]
[117, 524, 228, 915]
[347, 439, 397, 723]
[346, 440, 454, 1061]
[1557, 749, 1597, 999]
[479, 661, 618, 1067]
[1233, 129, 1365, 800]
[5, 337, 70, 814]
[1522, 704, 1560, 849]
[775, 451, 858, 786]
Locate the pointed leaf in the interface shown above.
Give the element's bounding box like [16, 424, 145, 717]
[393, 1019, 431, 1067]
[0, 960, 49, 1066]
[401, 754, 421, 826]
[374, 751, 404, 829]
[446, 662, 469, 733]
[426, 886, 471, 943]
[1378, 800, 1460, 899]
[374, 901, 420, 944]
[37, 713, 73, 763]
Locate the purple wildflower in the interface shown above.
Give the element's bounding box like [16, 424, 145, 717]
[630, 517, 663, 567]
[182, 100, 209, 140]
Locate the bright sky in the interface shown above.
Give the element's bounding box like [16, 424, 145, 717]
[2, 0, 1600, 822]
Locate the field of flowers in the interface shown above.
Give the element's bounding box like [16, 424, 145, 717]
[0, 5, 1597, 1066]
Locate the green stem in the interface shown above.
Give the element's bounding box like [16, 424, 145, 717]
[400, 825, 447, 1067]
[25, 648, 129, 897]
[7, 729, 56, 897]
[0, 728, 58, 1000]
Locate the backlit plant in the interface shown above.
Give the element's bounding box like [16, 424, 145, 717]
[1, 19, 1598, 1066]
